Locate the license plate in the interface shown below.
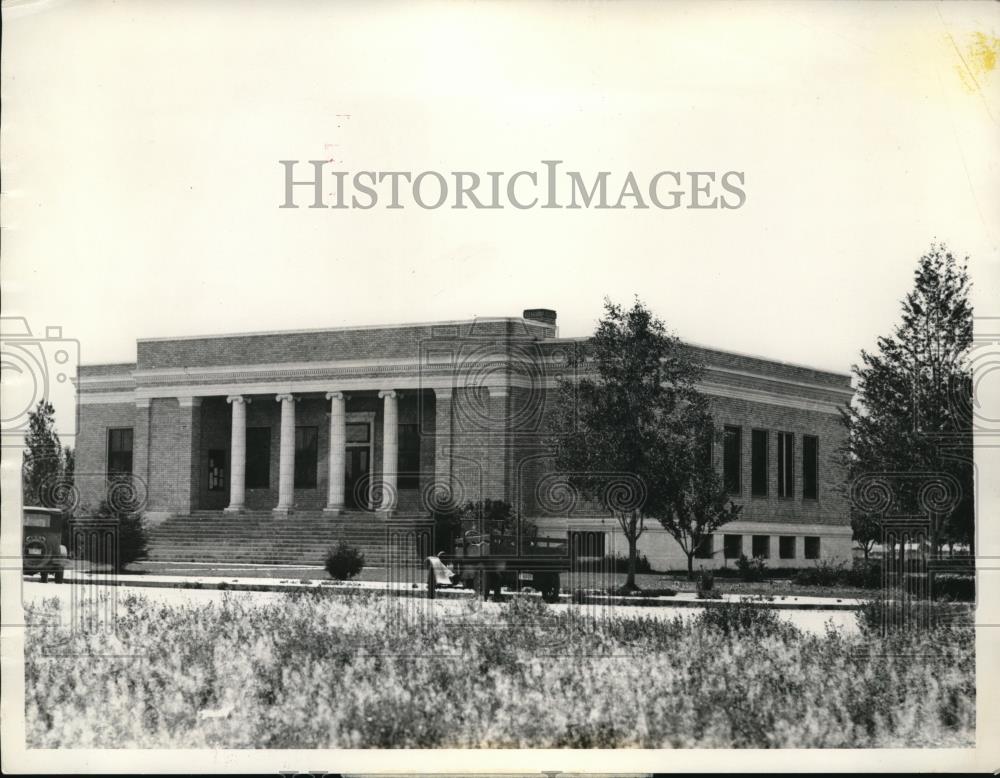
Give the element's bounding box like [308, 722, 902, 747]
[27, 548, 43, 555]
[518, 572, 533, 581]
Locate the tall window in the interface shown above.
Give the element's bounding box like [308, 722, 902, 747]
[246, 427, 270, 489]
[208, 449, 226, 491]
[107, 428, 134, 476]
[751, 429, 768, 496]
[723, 534, 743, 560]
[802, 435, 819, 500]
[779, 536, 796, 559]
[752, 535, 770, 559]
[777, 431, 795, 498]
[398, 423, 420, 489]
[294, 426, 318, 488]
[805, 536, 821, 560]
[723, 426, 742, 495]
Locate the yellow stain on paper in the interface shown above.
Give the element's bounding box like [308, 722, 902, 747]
[951, 31, 999, 94]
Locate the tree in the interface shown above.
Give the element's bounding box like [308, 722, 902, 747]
[546, 297, 709, 591]
[22, 399, 64, 506]
[841, 243, 974, 557]
[851, 512, 881, 561]
[659, 418, 742, 578]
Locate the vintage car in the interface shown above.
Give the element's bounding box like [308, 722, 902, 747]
[22, 506, 69, 583]
[426, 519, 568, 603]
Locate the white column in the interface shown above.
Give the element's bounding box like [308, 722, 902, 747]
[379, 389, 399, 513]
[324, 391, 346, 514]
[274, 393, 296, 515]
[224, 395, 249, 513]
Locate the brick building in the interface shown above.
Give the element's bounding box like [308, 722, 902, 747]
[74, 309, 854, 569]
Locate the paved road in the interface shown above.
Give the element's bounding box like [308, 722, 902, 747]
[17, 580, 860, 635]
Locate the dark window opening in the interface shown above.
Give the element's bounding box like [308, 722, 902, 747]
[695, 535, 714, 559]
[724, 534, 743, 560]
[723, 426, 742, 495]
[246, 427, 270, 489]
[805, 536, 821, 559]
[294, 426, 318, 488]
[777, 431, 795, 498]
[398, 423, 420, 489]
[779, 536, 796, 559]
[208, 449, 226, 491]
[803, 435, 819, 500]
[751, 429, 768, 497]
[107, 428, 134, 477]
[346, 422, 370, 444]
[752, 535, 770, 559]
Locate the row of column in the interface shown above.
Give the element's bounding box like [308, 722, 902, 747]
[223, 390, 399, 516]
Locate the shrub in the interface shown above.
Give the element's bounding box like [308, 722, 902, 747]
[324, 542, 365, 580]
[902, 573, 975, 602]
[736, 553, 767, 583]
[695, 598, 787, 636]
[72, 499, 148, 570]
[579, 553, 652, 574]
[794, 559, 846, 587]
[844, 559, 882, 589]
[697, 568, 715, 592]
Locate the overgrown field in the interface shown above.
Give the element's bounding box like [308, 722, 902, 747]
[25, 593, 974, 748]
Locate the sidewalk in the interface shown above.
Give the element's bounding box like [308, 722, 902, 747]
[50, 568, 866, 610]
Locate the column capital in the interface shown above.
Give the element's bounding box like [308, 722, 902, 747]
[378, 389, 399, 400]
[227, 395, 250, 404]
[275, 393, 296, 403]
[325, 391, 345, 401]
[177, 396, 202, 408]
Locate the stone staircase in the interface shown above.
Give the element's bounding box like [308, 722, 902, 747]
[145, 511, 434, 567]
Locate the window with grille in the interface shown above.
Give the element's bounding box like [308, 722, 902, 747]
[107, 428, 133, 477]
[723, 426, 742, 495]
[777, 431, 795, 498]
[751, 429, 768, 496]
[802, 435, 819, 499]
[208, 449, 226, 491]
[294, 426, 318, 488]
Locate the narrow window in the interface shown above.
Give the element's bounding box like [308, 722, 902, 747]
[208, 449, 226, 491]
[723, 426, 742, 495]
[751, 429, 768, 496]
[245, 427, 271, 489]
[695, 535, 714, 559]
[294, 426, 318, 488]
[107, 428, 134, 477]
[803, 435, 819, 500]
[779, 536, 796, 559]
[724, 534, 743, 560]
[752, 535, 770, 559]
[804, 536, 821, 560]
[398, 423, 420, 489]
[777, 431, 795, 498]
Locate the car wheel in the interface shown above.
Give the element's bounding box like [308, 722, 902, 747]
[426, 565, 437, 600]
[40, 572, 49, 584]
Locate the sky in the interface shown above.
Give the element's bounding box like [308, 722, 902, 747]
[2, 0, 999, 441]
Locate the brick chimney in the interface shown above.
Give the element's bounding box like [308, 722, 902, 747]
[522, 308, 557, 327]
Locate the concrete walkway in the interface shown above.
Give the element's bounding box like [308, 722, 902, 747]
[43, 569, 866, 610]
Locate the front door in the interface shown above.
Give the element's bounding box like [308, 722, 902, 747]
[345, 446, 370, 510]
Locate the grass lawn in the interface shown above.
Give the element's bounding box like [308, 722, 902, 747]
[24, 591, 974, 748]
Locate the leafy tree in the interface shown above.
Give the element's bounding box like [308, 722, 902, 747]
[22, 399, 64, 506]
[658, 418, 742, 578]
[841, 243, 974, 557]
[851, 512, 881, 561]
[547, 297, 709, 591]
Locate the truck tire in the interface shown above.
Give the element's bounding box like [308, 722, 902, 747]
[40, 572, 48, 584]
[55, 569, 64, 584]
[426, 565, 437, 599]
[540, 574, 560, 603]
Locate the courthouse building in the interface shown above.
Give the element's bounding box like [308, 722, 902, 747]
[74, 309, 855, 569]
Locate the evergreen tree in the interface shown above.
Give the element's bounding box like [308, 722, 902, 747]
[841, 243, 974, 555]
[22, 399, 64, 506]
